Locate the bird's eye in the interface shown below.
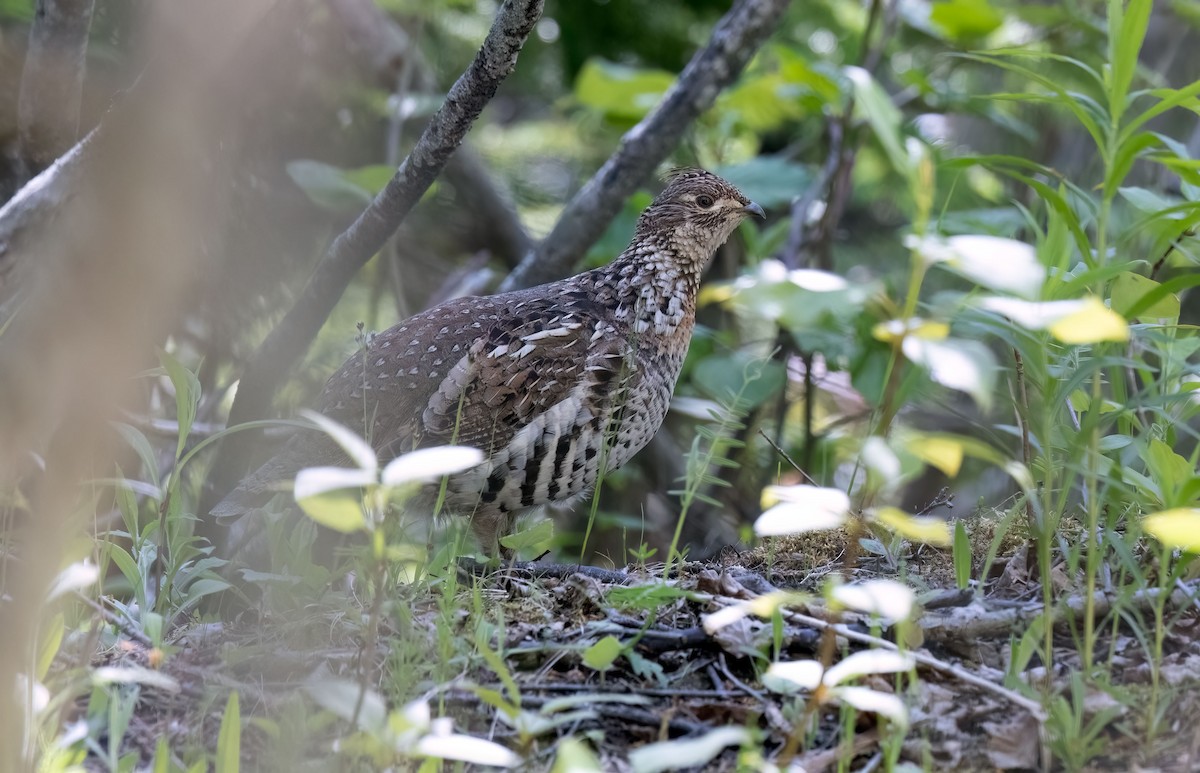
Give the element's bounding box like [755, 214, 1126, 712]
[696, 194, 715, 208]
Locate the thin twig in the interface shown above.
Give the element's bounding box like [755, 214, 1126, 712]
[500, 0, 790, 292]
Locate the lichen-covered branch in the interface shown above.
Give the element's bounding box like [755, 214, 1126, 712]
[499, 0, 789, 292]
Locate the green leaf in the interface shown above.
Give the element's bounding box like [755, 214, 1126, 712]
[930, 0, 1004, 40]
[341, 164, 395, 195]
[157, 350, 201, 462]
[953, 521, 971, 590]
[551, 738, 603, 773]
[582, 635, 623, 671]
[693, 353, 785, 410]
[1110, 272, 1179, 322]
[286, 160, 374, 212]
[1108, 0, 1152, 122]
[216, 692, 240, 773]
[846, 66, 909, 178]
[296, 492, 367, 534]
[714, 157, 812, 208]
[574, 58, 674, 121]
[37, 613, 64, 681]
[499, 518, 555, 554]
[114, 424, 160, 491]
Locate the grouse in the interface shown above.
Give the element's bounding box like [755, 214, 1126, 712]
[212, 169, 764, 555]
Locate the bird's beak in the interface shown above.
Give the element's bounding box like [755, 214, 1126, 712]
[742, 201, 766, 219]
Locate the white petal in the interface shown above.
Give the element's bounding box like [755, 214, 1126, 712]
[381, 446, 484, 487]
[294, 466, 375, 500]
[901, 336, 996, 409]
[702, 603, 750, 634]
[787, 269, 848, 292]
[910, 234, 1045, 298]
[830, 579, 915, 623]
[833, 686, 909, 724]
[47, 561, 99, 601]
[977, 297, 1086, 329]
[15, 674, 49, 714]
[628, 727, 750, 773]
[861, 437, 901, 482]
[824, 650, 915, 686]
[754, 502, 849, 537]
[300, 410, 377, 471]
[92, 665, 181, 693]
[765, 660, 824, 691]
[415, 733, 520, 767]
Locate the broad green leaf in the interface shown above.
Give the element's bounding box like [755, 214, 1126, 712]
[1111, 272, 1180, 322]
[628, 727, 750, 773]
[573, 59, 674, 121]
[582, 635, 623, 671]
[215, 692, 240, 773]
[870, 506, 952, 546]
[296, 492, 367, 534]
[846, 66, 908, 177]
[115, 423, 160, 490]
[499, 518, 554, 553]
[693, 353, 785, 410]
[286, 160, 373, 212]
[930, 0, 1004, 40]
[1119, 185, 1175, 214]
[552, 737, 604, 773]
[1144, 509, 1200, 552]
[714, 157, 812, 208]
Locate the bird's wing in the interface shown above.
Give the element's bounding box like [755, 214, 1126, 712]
[414, 300, 630, 456]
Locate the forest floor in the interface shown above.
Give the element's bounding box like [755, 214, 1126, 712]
[82, 513, 1200, 772]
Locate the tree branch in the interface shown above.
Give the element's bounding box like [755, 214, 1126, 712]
[499, 0, 789, 293]
[327, 0, 531, 269]
[209, 0, 542, 507]
[16, 0, 97, 182]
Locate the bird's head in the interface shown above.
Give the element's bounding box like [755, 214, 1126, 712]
[634, 168, 765, 261]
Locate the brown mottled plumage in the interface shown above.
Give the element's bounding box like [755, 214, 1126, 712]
[212, 169, 763, 554]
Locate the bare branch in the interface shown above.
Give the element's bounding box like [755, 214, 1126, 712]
[208, 0, 543, 509]
[328, 0, 531, 269]
[499, 0, 790, 292]
[16, 0, 97, 181]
